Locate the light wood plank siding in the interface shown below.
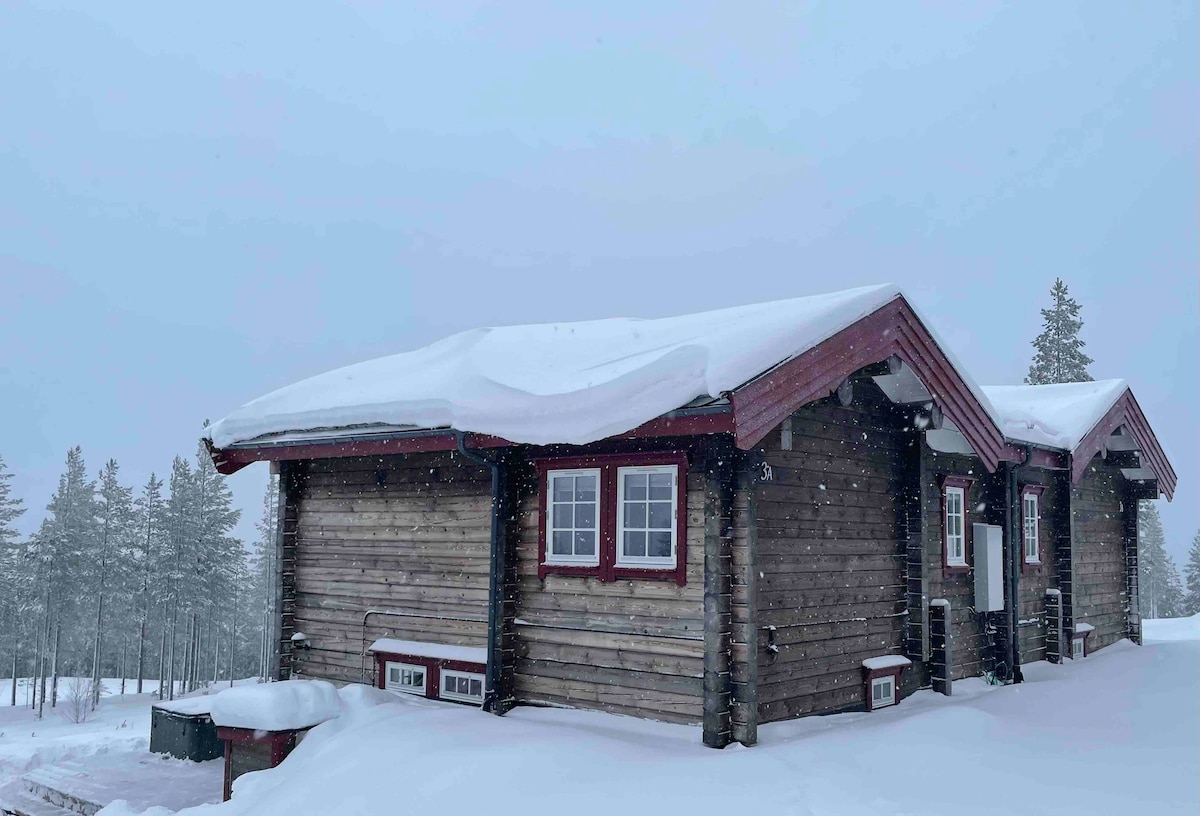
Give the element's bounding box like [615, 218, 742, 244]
[511, 450, 708, 725]
[755, 387, 915, 723]
[1070, 458, 1130, 652]
[290, 452, 493, 685]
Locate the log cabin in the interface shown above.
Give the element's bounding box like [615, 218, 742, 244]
[204, 285, 1175, 748]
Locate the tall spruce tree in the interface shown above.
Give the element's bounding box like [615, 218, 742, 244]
[90, 459, 134, 706]
[0, 454, 27, 705]
[1183, 530, 1200, 617]
[1026, 278, 1094, 384]
[1138, 502, 1183, 618]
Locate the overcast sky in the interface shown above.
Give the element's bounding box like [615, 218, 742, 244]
[2, 1, 1196, 560]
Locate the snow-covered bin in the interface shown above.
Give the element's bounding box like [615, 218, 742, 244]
[209, 680, 340, 801]
[150, 696, 223, 762]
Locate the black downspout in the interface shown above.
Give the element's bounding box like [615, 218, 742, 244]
[1008, 444, 1032, 684]
[456, 431, 506, 714]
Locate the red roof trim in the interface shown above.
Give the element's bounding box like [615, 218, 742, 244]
[729, 297, 1007, 472]
[1070, 388, 1176, 499]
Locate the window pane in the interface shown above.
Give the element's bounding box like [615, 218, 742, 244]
[648, 502, 671, 529]
[552, 504, 573, 530]
[575, 503, 595, 529]
[575, 474, 596, 501]
[624, 530, 646, 557]
[552, 476, 572, 501]
[388, 668, 399, 682]
[469, 679, 482, 697]
[574, 530, 596, 556]
[626, 502, 647, 528]
[551, 531, 572, 555]
[648, 472, 673, 500]
[413, 671, 424, 686]
[624, 473, 647, 500]
[648, 531, 672, 558]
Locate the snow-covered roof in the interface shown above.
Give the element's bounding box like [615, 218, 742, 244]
[369, 638, 487, 665]
[862, 655, 913, 670]
[980, 380, 1129, 451]
[209, 679, 341, 732]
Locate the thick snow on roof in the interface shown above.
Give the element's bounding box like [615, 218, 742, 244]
[209, 679, 340, 732]
[980, 380, 1128, 451]
[369, 638, 487, 665]
[208, 284, 909, 449]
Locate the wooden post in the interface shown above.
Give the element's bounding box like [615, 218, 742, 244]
[702, 441, 733, 748]
[730, 449, 761, 747]
[1122, 495, 1141, 645]
[929, 599, 952, 695]
[1045, 590, 1063, 664]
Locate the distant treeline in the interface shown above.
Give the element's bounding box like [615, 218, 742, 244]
[0, 440, 276, 716]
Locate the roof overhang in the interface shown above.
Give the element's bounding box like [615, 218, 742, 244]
[1069, 388, 1176, 500]
[728, 296, 1008, 472]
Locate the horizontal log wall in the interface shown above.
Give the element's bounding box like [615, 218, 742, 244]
[290, 452, 493, 685]
[755, 387, 915, 723]
[922, 450, 1007, 681]
[1016, 473, 1066, 666]
[1071, 459, 1130, 653]
[511, 445, 710, 725]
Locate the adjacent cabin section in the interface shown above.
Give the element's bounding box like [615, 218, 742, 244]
[204, 285, 1175, 748]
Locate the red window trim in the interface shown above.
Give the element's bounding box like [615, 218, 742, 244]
[534, 451, 689, 586]
[1020, 485, 1046, 572]
[373, 651, 486, 703]
[941, 475, 975, 576]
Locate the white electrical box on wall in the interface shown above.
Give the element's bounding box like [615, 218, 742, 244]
[973, 523, 1005, 612]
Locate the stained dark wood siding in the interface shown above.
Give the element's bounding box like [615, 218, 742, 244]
[1071, 458, 1131, 652]
[1016, 473, 1066, 665]
[754, 386, 916, 723]
[290, 452, 493, 685]
[922, 450, 1007, 681]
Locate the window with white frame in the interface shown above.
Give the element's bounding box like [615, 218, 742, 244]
[871, 675, 897, 709]
[944, 485, 967, 566]
[440, 669, 484, 703]
[616, 465, 678, 567]
[384, 661, 426, 696]
[1072, 637, 1085, 659]
[545, 469, 600, 565]
[1023, 492, 1040, 564]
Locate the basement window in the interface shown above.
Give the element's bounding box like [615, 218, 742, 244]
[384, 661, 427, 696]
[440, 669, 485, 704]
[871, 675, 896, 709]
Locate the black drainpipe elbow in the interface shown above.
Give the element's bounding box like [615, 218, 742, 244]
[456, 431, 506, 714]
[1008, 444, 1033, 684]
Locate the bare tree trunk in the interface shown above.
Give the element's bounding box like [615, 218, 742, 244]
[157, 620, 167, 700]
[9, 626, 18, 707]
[91, 589, 105, 708]
[120, 635, 128, 695]
[50, 623, 61, 708]
[136, 613, 147, 695]
[167, 606, 178, 701]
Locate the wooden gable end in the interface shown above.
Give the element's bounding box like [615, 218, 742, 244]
[1069, 388, 1176, 499]
[729, 297, 1008, 473]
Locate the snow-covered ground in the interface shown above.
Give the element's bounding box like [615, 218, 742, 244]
[5, 621, 1195, 816]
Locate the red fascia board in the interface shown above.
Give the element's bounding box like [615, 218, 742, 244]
[1070, 389, 1176, 499]
[730, 298, 1007, 473]
[207, 411, 733, 475]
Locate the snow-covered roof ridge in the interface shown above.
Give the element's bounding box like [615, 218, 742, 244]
[207, 284, 927, 450]
[980, 379, 1128, 451]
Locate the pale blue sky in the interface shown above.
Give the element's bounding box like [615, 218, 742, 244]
[2, 1, 1196, 559]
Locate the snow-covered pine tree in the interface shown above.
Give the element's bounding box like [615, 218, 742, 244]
[253, 473, 279, 680]
[132, 473, 166, 694]
[0, 454, 27, 706]
[1025, 278, 1094, 384]
[1184, 530, 1200, 617]
[90, 459, 134, 706]
[1138, 501, 1178, 619]
[191, 435, 243, 688]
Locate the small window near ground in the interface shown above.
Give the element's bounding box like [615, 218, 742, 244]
[616, 465, 679, 569]
[1072, 637, 1085, 659]
[545, 469, 601, 566]
[944, 485, 967, 566]
[384, 661, 427, 696]
[440, 669, 484, 703]
[871, 675, 897, 709]
[1023, 492, 1040, 564]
